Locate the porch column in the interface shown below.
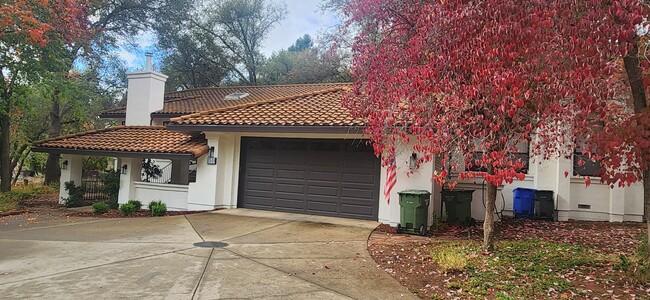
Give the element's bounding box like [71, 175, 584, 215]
[118, 157, 142, 205]
[59, 154, 83, 204]
[187, 135, 220, 210]
[170, 159, 189, 185]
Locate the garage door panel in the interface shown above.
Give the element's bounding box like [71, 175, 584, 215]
[244, 196, 274, 207]
[273, 192, 305, 200]
[307, 201, 338, 213]
[341, 187, 375, 199]
[307, 185, 339, 197]
[277, 155, 307, 165]
[246, 181, 274, 191]
[276, 183, 305, 194]
[275, 198, 305, 209]
[343, 158, 376, 169]
[340, 204, 373, 216]
[276, 170, 307, 179]
[248, 154, 275, 163]
[341, 173, 376, 184]
[240, 138, 379, 220]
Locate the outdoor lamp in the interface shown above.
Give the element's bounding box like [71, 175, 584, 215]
[60, 160, 68, 170]
[121, 164, 128, 175]
[207, 146, 217, 165]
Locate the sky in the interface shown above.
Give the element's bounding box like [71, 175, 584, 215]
[117, 0, 339, 70]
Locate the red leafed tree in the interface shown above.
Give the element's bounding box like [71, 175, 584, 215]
[0, 0, 90, 192]
[341, 0, 647, 251]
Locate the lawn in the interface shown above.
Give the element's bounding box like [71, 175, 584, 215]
[369, 218, 649, 299]
[0, 185, 58, 213]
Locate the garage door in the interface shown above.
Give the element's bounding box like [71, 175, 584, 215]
[239, 138, 380, 220]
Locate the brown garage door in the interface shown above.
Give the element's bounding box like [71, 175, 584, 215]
[239, 138, 380, 220]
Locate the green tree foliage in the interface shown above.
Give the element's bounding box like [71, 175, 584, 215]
[158, 0, 286, 87]
[288, 34, 313, 52]
[259, 35, 351, 85]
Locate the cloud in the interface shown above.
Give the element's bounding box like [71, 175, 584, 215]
[262, 0, 339, 56]
[118, 49, 137, 66]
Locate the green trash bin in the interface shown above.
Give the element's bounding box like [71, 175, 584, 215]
[441, 190, 475, 226]
[397, 189, 431, 236]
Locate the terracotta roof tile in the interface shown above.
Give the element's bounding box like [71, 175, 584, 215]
[33, 126, 208, 158]
[169, 87, 364, 127]
[100, 83, 351, 117]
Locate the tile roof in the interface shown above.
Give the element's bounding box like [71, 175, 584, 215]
[32, 126, 208, 158]
[169, 87, 365, 127]
[100, 83, 351, 117]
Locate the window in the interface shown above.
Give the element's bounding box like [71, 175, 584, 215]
[467, 143, 529, 174]
[573, 147, 601, 177]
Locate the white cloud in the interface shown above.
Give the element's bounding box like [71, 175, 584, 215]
[117, 49, 137, 66]
[262, 0, 339, 56]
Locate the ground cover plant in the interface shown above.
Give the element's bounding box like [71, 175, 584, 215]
[0, 185, 57, 213]
[369, 219, 648, 299]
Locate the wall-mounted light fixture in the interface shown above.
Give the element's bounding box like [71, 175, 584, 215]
[207, 146, 217, 165]
[60, 160, 69, 170]
[409, 153, 418, 171]
[121, 164, 128, 175]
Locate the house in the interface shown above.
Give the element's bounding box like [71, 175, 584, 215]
[32, 54, 645, 225]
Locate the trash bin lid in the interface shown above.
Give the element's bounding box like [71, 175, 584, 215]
[398, 189, 431, 195]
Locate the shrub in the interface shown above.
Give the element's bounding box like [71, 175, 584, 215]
[91, 202, 109, 214]
[431, 244, 469, 272]
[127, 200, 142, 211]
[119, 202, 137, 216]
[99, 170, 120, 209]
[148, 201, 167, 217]
[62, 181, 85, 208]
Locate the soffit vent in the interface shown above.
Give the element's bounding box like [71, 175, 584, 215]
[224, 92, 250, 101]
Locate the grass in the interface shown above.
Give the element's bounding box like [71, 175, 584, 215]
[0, 185, 57, 213]
[430, 242, 471, 272]
[431, 239, 609, 299]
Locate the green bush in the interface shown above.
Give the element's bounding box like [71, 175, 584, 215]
[119, 202, 137, 216]
[91, 202, 109, 214]
[99, 170, 120, 209]
[127, 200, 142, 211]
[148, 201, 167, 217]
[63, 181, 85, 208]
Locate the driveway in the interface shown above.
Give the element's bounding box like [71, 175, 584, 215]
[0, 209, 417, 299]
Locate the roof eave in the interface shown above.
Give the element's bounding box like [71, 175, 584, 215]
[31, 147, 199, 160]
[165, 124, 366, 134]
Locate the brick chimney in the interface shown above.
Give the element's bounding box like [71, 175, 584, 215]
[125, 53, 168, 126]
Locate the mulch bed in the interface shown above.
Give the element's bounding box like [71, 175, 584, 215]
[368, 218, 649, 299]
[66, 210, 211, 218]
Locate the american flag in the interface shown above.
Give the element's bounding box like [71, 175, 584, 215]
[384, 157, 397, 204]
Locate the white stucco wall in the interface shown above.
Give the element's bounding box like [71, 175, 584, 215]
[134, 182, 189, 211]
[176, 131, 644, 224]
[58, 154, 83, 204]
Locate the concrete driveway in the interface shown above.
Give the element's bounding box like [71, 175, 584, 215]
[0, 209, 417, 299]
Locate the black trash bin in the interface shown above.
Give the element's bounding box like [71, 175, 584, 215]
[534, 190, 554, 220]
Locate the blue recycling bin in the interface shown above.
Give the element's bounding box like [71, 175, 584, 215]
[513, 187, 536, 218]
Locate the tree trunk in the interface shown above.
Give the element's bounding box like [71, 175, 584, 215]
[483, 181, 497, 252]
[0, 113, 11, 192]
[44, 95, 62, 185]
[638, 123, 648, 260]
[624, 40, 648, 258]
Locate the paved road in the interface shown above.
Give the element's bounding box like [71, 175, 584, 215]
[0, 209, 418, 299]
